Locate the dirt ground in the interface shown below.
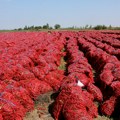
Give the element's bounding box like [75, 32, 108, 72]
[24, 91, 115, 120]
[24, 91, 54, 120]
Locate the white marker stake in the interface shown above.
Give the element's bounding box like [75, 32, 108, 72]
[77, 80, 84, 87]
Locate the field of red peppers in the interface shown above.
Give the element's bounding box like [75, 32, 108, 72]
[0, 31, 120, 120]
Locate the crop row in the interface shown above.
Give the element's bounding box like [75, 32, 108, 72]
[0, 32, 65, 120]
[79, 33, 120, 60]
[53, 33, 103, 120]
[78, 35, 120, 117]
[82, 31, 120, 48]
[0, 31, 120, 120]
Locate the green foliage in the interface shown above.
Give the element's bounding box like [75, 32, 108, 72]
[29, 25, 34, 30]
[18, 28, 22, 31]
[24, 26, 28, 30]
[108, 25, 112, 29]
[89, 25, 92, 29]
[85, 24, 89, 29]
[54, 24, 61, 29]
[114, 26, 120, 30]
[2, 23, 120, 31]
[94, 25, 107, 30]
[43, 23, 49, 29]
[34, 26, 42, 30]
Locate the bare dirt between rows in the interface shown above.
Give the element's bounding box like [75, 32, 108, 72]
[24, 91, 54, 120]
[24, 91, 115, 120]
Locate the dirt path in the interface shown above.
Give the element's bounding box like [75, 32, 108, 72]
[24, 91, 114, 120]
[24, 92, 54, 120]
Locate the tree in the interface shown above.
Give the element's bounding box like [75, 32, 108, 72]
[29, 25, 34, 30]
[108, 25, 112, 29]
[54, 24, 61, 29]
[89, 25, 92, 29]
[18, 28, 22, 31]
[43, 23, 49, 29]
[24, 26, 28, 30]
[85, 24, 89, 29]
[94, 25, 107, 30]
[35, 26, 42, 30]
[102, 25, 107, 29]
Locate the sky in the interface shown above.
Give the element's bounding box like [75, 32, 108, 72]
[0, 0, 120, 29]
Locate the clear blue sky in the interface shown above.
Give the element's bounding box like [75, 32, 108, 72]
[0, 0, 120, 29]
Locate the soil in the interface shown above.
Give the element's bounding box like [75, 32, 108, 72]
[24, 91, 114, 120]
[24, 91, 54, 120]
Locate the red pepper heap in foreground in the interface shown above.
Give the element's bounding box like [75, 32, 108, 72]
[0, 32, 65, 119]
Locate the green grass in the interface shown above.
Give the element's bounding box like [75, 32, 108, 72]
[58, 57, 66, 70]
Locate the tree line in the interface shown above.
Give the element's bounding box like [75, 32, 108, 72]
[15, 24, 61, 31]
[14, 24, 120, 31]
[66, 25, 120, 30]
